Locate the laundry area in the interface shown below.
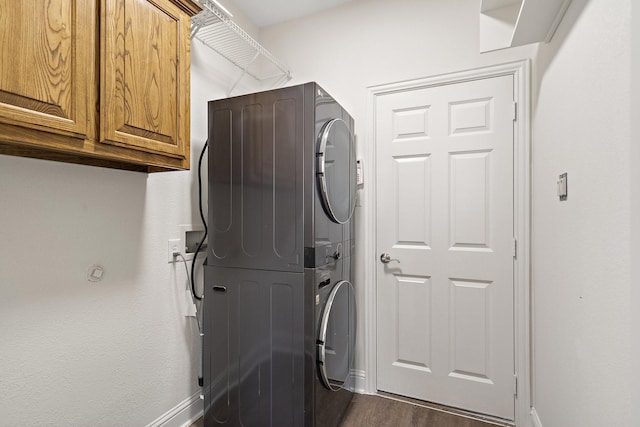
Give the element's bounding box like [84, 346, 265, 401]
[0, 1, 636, 427]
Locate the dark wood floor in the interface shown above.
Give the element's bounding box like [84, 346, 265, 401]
[191, 393, 510, 427]
[341, 394, 507, 427]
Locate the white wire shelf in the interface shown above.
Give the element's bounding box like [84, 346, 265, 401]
[191, 0, 292, 95]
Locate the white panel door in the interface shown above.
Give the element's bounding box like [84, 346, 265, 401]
[375, 75, 515, 420]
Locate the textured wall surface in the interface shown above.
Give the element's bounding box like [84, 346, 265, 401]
[632, 1, 640, 425]
[532, 0, 632, 425]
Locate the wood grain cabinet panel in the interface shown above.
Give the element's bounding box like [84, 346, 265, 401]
[0, 0, 201, 172]
[101, 0, 192, 161]
[0, 0, 89, 138]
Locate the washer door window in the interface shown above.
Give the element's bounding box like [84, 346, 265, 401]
[317, 119, 357, 224]
[317, 280, 357, 391]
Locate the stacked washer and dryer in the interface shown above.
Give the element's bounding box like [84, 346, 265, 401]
[203, 83, 357, 427]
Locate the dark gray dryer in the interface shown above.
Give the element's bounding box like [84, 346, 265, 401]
[203, 82, 357, 427]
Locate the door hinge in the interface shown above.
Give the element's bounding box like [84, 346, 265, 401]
[513, 373, 518, 398]
[513, 238, 517, 259]
[512, 101, 518, 121]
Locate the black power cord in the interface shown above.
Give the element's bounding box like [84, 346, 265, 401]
[190, 140, 208, 301]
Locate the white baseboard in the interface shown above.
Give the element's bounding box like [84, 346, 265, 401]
[530, 407, 543, 427]
[146, 392, 203, 427]
[351, 369, 367, 394]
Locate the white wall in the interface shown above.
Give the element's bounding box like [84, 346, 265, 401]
[260, 0, 536, 389]
[0, 2, 261, 425]
[531, 0, 632, 425]
[632, 0, 640, 424]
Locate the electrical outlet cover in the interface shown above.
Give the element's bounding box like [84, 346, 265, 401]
[168, 238, 181, 263]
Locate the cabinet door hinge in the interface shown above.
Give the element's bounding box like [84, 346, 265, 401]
[512, 101, 518, 121]
[514, 373, 518, 398]
[513, 238, 518, 259]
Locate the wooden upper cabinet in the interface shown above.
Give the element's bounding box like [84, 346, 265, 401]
[101, 0, 196, 164]
[0, 0, 202, 172]
[0, 0, 90, 138]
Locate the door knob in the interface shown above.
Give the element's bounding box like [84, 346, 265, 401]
[380, 253, 400, 264]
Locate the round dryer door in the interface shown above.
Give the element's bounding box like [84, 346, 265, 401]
[318, 280, 357, 391]
[317, 118, 357, 224]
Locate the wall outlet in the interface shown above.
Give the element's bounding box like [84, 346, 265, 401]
[168, 239, 181, 263]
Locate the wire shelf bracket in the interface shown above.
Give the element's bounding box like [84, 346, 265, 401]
[191, 0, 292, 95]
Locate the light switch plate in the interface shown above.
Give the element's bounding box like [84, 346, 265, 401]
[558, 173, 568, 201]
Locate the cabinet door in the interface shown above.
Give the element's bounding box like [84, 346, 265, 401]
[100, 0, 191, 162]
[0, 0, 90, 137]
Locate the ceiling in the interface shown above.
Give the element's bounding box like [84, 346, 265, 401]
[231, 0, 355, 27]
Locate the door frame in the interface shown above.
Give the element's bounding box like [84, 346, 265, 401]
[362, 60, 531, 425]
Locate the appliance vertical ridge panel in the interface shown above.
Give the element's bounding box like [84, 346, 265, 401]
[241, 104, 263, 258]
[204, 266, 305, 426]
[210, 108, 233, 260]
[208, 87, 304, 272]
[272, 98, 302, 265]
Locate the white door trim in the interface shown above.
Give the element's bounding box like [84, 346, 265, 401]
[363, 60, 531, 426]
